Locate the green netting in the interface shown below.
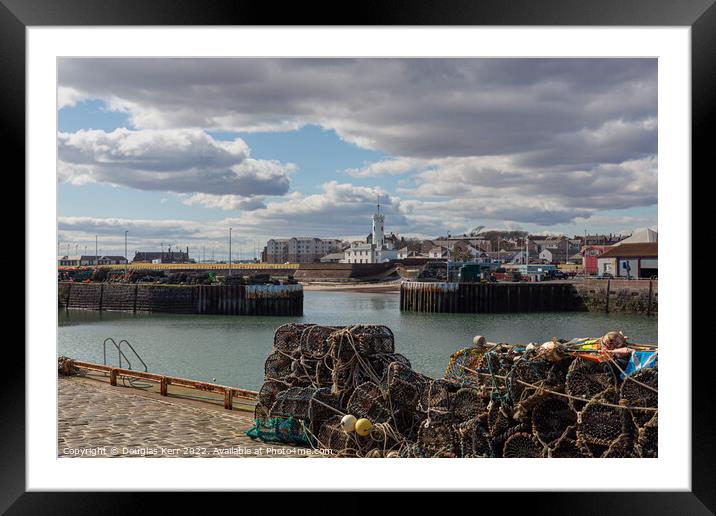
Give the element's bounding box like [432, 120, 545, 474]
[245, 417, 314, 447]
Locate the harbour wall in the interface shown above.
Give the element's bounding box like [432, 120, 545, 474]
[58, 282, 303, 316]
[294, 263, 397, 282]
[400, 279, 657, 315]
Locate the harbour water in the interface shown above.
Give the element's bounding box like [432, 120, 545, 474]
[58, 290, 658, 391]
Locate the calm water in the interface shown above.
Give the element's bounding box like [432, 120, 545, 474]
[58, 290, 657, 390]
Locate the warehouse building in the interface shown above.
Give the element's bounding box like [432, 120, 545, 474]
[597, 242, 658, 279]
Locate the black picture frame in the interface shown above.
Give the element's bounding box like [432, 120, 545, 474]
[3, 0, 709, 512]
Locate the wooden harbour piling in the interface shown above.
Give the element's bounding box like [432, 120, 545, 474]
[400, 280, 657, 315]
[398, 281, 577, 314]
[59, 282, 303, 316]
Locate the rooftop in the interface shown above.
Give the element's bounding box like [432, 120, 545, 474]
[599, 242, 658, 258]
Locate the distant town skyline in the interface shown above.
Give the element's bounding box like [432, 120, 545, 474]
[58, 58, 657, 257]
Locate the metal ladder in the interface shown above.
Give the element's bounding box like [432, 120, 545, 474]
[103, 338, 148, 372]
[102, 338, 150, 387]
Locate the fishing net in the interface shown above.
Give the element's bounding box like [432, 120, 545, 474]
[488, 400, 513, 439]
[602, 434, 637, 458]
[386, 361, 429, 410]
[417, 414, 458, 456]
[565, 358, 616, 411]
[548, 435, 590, 458]
[274, 323, 314, 353]
[619, 368, 658, 428]
[308, 388, 343, 422]
[314, 356, 335, 387]
[531, 396, 577, 446]
[581, 442, 609, 458]
[457, 417, 492, 458]
[451, 387, 487, 422]
[264, 351, 293, 382]
[506, 356, 553, 404]
[346, 382, 392, 423]
[269, 386, 314, 420]
[316, 415, 355, 455]
[636, 412, 658, 458]
[328, 325, 394, 361]
[257, 381, 285, 419]
[299, 325, 339, 358]
[369, 353, 411, 384]
[246, 417, 312, 446]
[249, 323, 657, 459]
[503, 432, 543, 458]
[444, 347, 486, 386]
[399, 443, 428, 458]
[576, 395, 624, 447]
[58, 356, 81, 376]
[475, 347, 516, 397]
[254, 402, 270, 423]
[368, 422, 404, 453]
[419, 379, 454, 416]
[268, 386, 341, 424]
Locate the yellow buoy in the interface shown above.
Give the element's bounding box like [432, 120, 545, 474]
[355, 418, 373, 437]
[340, 414, 357, 433]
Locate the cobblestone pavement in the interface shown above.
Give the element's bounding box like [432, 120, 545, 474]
[58, 377, 325, 458]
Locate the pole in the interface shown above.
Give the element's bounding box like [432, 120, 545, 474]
[95, 235, 98, 266]
[584, 230, 587, 280]
[229, 227, 232, 276]
[445, 232, 450, 282]
[124, 230, 128, 277]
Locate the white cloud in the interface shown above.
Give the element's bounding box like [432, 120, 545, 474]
[182, 194, 267, 211]
[58, 128, 293, 197]
[59, 58, 657, 160]
[221, 181, 408, 236]
[57, 58, 658, 234]
[344, 158, 420, 178]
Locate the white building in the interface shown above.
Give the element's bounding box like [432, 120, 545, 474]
[57, 256, 82, 267]
[58, 255, 127, 266]
[344, 202, 399, 264]
[264, 237, 343, 263]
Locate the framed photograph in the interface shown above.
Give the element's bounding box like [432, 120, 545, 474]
[6, 0, 711, 510]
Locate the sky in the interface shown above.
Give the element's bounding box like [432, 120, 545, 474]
[57, 58, 658, 260]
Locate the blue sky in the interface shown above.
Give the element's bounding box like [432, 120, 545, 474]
[57, 58, 657, 260]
